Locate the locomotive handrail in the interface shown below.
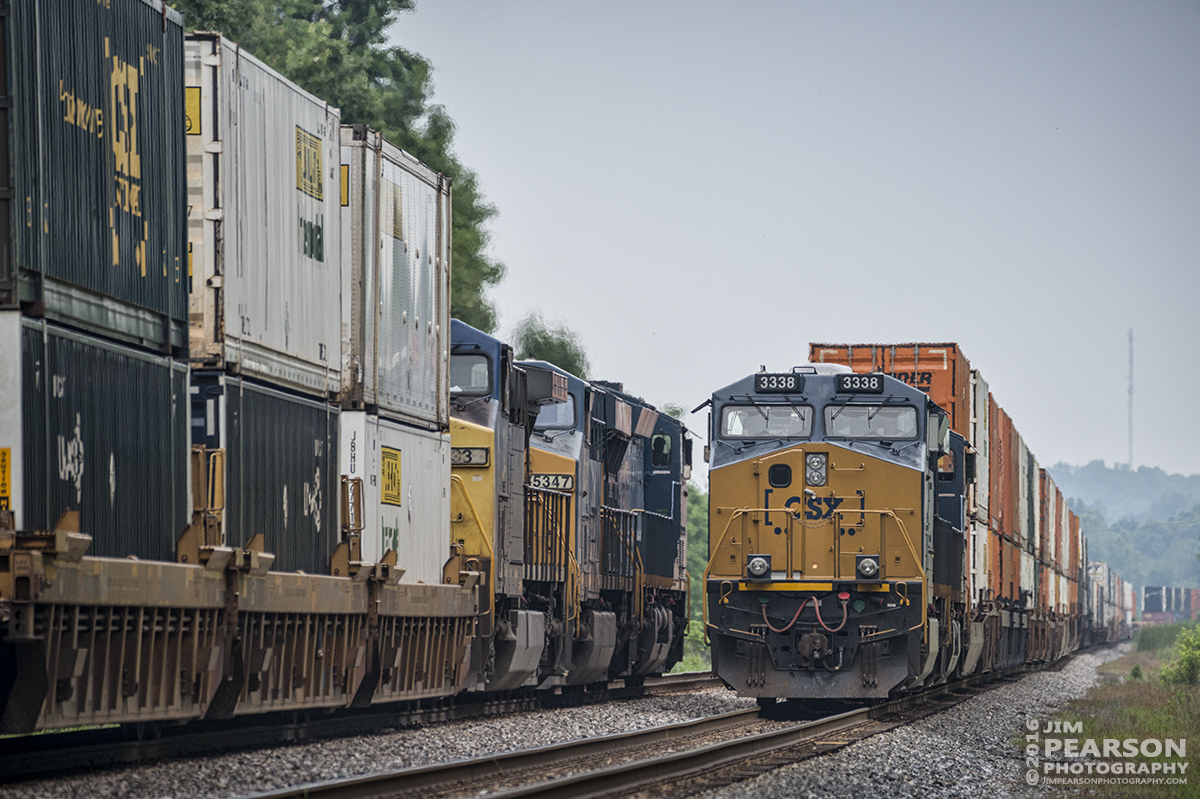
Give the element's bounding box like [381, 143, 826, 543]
[701, 506, 928, 646]
[701, 507, 796, 643]
[449, 475, 496, 624]
[832, 508, 927, 644]
[526, 486, 581, 628]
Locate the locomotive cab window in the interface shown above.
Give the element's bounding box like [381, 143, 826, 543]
[651, 433, 672, 467]
[720, 405, 813, 439]
[450, 353, 491, 395]
[824, 405, 918, 440]
[534, 394, 577, 431]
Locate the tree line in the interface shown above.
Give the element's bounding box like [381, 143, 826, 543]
[173, 0, 590, 377]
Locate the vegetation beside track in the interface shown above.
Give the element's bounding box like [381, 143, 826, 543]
[1031, 626, 1200, 797]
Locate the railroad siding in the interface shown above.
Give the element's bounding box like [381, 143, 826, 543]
[3, 0, 188, 350]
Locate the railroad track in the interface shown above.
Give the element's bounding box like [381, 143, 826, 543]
[244, 669, 1028, 799]
[0, 671, 720, 782]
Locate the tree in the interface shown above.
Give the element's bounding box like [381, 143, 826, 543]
[512, 312, 590, 379]
[170, 0, 506, 331]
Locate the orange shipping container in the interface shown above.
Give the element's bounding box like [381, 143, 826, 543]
[809, 343, 972, 437]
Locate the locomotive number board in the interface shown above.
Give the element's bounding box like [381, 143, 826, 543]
[754, 373, 803, 393]
[530, 473, 575, 491]
[837, 374, 886, 393]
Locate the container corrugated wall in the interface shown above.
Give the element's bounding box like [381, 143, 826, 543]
[186, 34, 342, 397]
[4, 0, 187, 350]
[9, 316, 188, 559]
[192, 373, 339, 574]
[340, 126, 450, 427]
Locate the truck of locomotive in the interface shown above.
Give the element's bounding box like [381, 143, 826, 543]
[704, 365, 979, 701]
[446, 321, 691, 693]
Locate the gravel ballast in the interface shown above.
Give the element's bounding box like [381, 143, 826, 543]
[696, 644, 1131, 799]
[0, 691, 756, 799]
[2, 645, 1128, 799]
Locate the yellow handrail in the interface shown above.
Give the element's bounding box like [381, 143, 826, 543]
[449, 474, 496, 623]
[701, 505, 928, 646]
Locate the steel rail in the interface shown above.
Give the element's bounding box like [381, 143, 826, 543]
[246, 707, 761, 799]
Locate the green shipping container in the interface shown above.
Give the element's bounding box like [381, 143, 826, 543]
[1, 0, 187, 352]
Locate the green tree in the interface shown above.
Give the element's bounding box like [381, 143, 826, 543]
[170, 0, 506, 331]
[512, 312, 590, 378]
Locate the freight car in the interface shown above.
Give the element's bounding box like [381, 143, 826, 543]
[703, 344, 1132, 704]
[0, 5, 687, 736]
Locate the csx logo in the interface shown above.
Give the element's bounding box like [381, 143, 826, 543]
[768, 490, 843, 521]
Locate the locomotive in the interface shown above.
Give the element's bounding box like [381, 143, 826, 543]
[446, 320, 690, 693]
[703, 354, 1133, 704]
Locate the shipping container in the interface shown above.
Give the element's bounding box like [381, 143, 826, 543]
[186, 34, 342, 397]
[339, 126, 451, 428]
[1037, 471, 1055, 567]
[191, 373, 339, 574]
[969, 370, 990, 519]
[1016, 435, 1034, 551]
[2, 0, 188, 350]
[809, 343, 972, 436]
[338, 411, 449, 583]
[969, 519, 989, 605]
[1020, 548, 1036, 607]
[0, 312, 189, 558]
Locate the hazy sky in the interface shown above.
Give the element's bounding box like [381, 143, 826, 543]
[392, 2, 1200, 479]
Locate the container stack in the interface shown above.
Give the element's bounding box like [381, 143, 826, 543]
[337, 125, 452, 582]
[0, 0, 190, 560]
[810, 342, 1090, 664]
[185, 33, 343, 574]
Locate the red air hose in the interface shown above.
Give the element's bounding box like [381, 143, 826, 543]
[814, 595, 849, 633]
[761, 597, 810, 633]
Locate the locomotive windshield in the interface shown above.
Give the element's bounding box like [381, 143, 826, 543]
[534, 394, 577, 430]
[720, 404, 813, 439]
[824, 404, 918, 440]
[450, 353, 491, 395]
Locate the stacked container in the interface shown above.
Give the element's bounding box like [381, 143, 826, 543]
[186, 33, 342, 396]
[338, 126, 451, 581]
[184, 33, 343, 573]
[0, 0, 190, 559]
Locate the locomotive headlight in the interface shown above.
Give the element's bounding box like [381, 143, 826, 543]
[857, 556, 880, 579]
[747, 555, 771, 579]
[805, 454, 827, 486]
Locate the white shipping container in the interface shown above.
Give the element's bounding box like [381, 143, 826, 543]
[1016, 435, 1030, 548]
[1040, 475, 1054, 565]
[970, 370, 989, 517]
[340, 126, 450, 428]
[339, 411, 449, 583]
[1020, 549, 1035, 606]
[970, 520, 989, 606]
[186, 34, 342, 397]
[1058, 496, 1070, 575]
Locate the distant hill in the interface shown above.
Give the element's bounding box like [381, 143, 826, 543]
[1047, 461, 1200, 523]
[1048, 461, 1200, 589]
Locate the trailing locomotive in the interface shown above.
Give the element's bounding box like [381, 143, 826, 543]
[446, 321, 690, 693]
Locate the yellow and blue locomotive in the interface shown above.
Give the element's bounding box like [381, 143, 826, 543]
[447, 321, 690, 692]
[704, 365, 968, 702]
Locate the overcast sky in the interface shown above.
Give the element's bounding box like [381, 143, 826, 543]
[392, 2, 1200, 480]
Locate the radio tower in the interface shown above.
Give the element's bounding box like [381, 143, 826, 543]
[1127, 329, 1134, 469]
